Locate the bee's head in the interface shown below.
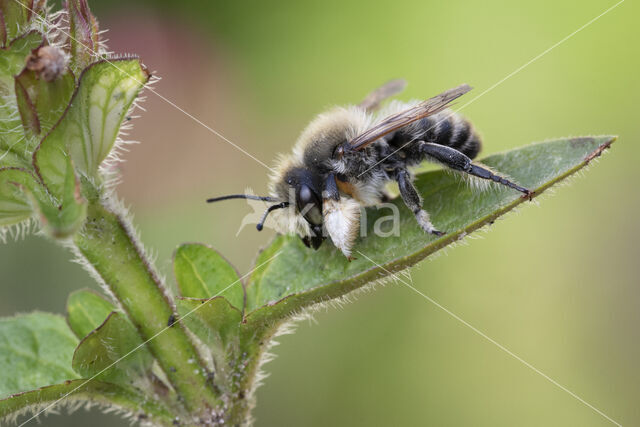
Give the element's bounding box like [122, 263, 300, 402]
[270, 167, 325, 248]
[207, 167, 325, 248]
[282, 167, 323, 227]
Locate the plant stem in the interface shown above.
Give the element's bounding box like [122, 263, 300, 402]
[74, 199, 221, 420]
[224, 324, 278, 425]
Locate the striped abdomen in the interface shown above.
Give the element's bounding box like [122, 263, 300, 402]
[388, 109, 481, 160]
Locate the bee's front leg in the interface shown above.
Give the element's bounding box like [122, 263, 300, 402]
[322, 173, 360, 260]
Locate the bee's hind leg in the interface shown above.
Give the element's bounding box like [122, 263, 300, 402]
[395, 168, 445, 236]
[419, 142, 530, 195]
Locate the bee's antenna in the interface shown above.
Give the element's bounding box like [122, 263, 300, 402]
[206, 194, 279, 203]
[256, 202, 290, 231]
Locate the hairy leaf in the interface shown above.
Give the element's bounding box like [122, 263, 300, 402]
[0, 379, 175, 425]
[0, 31, 41, 92]
[0, 167, 40, 227]
[72, 312, 154, 387]
[176, 297, 242, 351]
[34, 59, 149, 197]
[0, 31, 43, 168]
[0, 159, 86, 236]
[15, 68, 75, 136]
[244, 136, 616, 325]
[27, 154, 87, 238]
[0, 0, 36, 48]
[66, 289, 115, 339]
[0, 312, 78, 398]
[174, 243, 244, 310]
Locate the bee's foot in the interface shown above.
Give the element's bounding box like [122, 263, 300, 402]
[520, 189, 534, 201]
[346, 255, 357, 262]
[415, 210, 444, 236]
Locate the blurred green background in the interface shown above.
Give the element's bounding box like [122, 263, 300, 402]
[2, 0, 639, 425]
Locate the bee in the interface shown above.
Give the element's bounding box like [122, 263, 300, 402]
[208, 81, 530, 259]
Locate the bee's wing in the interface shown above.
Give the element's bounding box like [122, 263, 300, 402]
[349, 84, 472, 151]
[358, 79, 407, 112]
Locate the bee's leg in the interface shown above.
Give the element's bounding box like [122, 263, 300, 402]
[395, 168, 444, 236]
[419, 142, 530, 195]
[322, 173, 360, 260]
[301, 232, 323, 250]
[379, 191, 393, 203]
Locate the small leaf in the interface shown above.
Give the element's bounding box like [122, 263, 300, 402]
[174, 243, 245, 310]
[72, 312, 154, 387]
[34, 59, 149, 196]
[176, 297, 242, 351]
[14, 73, 40, 135]
[244, 136, 616, 325]
[66, 0, 100, 72]
[0, 0, 34, 47]
[55, 155, 87, 236]
[66, 289, 115, 339]
[0, 159, 86, 237]
[0, 30, 42, 90]
[29, 154, 87, 238]
[0, 379, 175, 425]
[15, 67, 75, 136]
[0, 312, 79, 398]
[0, 31, 43, 166]
[0, 167, 40, 227]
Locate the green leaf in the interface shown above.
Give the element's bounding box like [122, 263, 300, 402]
[72, 312, 154, 387]
[14, 72, 39, 135]
[34, 59, 149, 196]
[0, 31, 43, 167]
[66, 289, 115, 339]
[174, 243, 245, 310]
[0, 159, 86, 238]
[0, 312, 79, 398]
[0, 30, 42, 91]
[55, 155, 87, 236]
[244, 136, 616, 325]
[15, 68, 75, 136]
[0, 1, 40, 48]
[29, 154, 87, 238]
[176, 297, 242, 351]
[0, 167, 39, 227]
[0, 379, 175, 425]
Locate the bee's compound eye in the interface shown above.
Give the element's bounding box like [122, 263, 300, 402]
[296, 184, 323, 225]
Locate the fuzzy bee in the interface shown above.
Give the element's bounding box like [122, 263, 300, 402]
[208, 81, 530, 259]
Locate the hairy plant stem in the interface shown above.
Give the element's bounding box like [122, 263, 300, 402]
[224, 324, 279, 425]
[73, 199, 221, 422]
